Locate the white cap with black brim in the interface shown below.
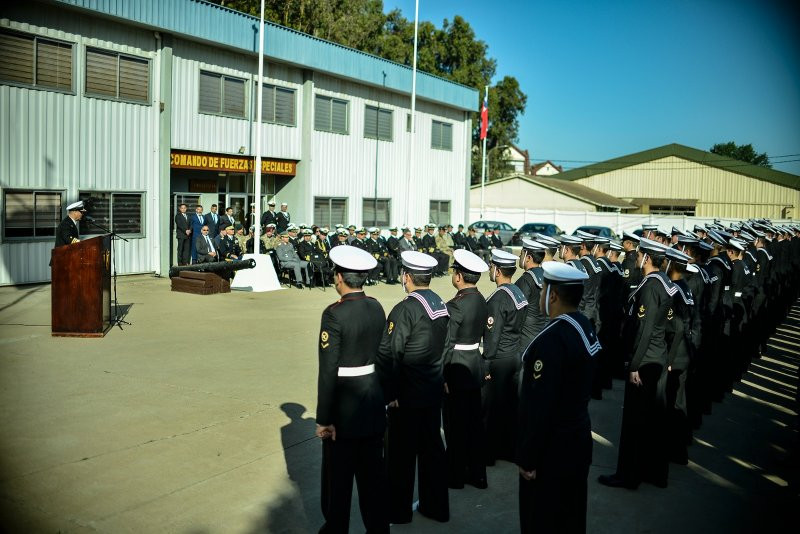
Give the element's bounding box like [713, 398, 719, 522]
[330, 244, 378, 272]
[401, 250, 438, 273]
[453, 249, 489, 275]
[66, 201, 86, 212]
[521, 238, 547, 251]
[490, 249, 517, 267]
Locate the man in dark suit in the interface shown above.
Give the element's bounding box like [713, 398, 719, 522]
[55, 201, 86, 247]
[220, 206, 236, 230]
[174, 203, 191, 266]
[204, 204, 220, 238]
[195, 225, 218, 263]
[190, 204, 206, 263]
[261, 200, 278, 227]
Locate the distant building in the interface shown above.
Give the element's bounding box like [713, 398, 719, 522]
[504, 144, 530, 175]
[531, 160, 563, 176]
[556, 144, 800, 218]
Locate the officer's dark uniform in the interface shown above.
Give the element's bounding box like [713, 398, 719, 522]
[317, 291, 389, 533]
[367, 237, 399, 283]
[483, 283, 528, 464]
[421, 232, 448, 275]
[620, 247, 642, 297]
[386, 234, 400, 259]
[55, 215, 80, 247]
[515, 266, 547, 352]
[377, 288, 450, 524]
[517, 312, 599, 534]
[442, 286, 489, 489]
[578, 253, 602, 330]
[465, 233, 479, 253]
[664, 277, 694, 465]
[608, 270, 674, 488]
[595, 255, 623, 393]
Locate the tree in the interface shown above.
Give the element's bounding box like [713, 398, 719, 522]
[710, 142, 771, 168]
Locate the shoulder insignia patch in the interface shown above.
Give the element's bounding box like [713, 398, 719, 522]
[388, 321, 394, 334]
[487, 316, 494, 329]
[624, 268, 630, 278]
[667, 308, 674, 321]
[637, 305, 646, 319]
[320, 330, 329, 348]
[533, 359, 543, 379]
[756, 264, 760, 272]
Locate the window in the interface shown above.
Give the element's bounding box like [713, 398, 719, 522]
[364, 105, 393, 141]
[650, 205, 696, 216]
[0, 30, 73, 91]
[198, 70, 246, 117]
[78, 192, 144, 236]
[2, 190, 62, 239]
[314, 197, 347, 228]
[362, 198, 390, 227]
[85, 48, 149, 103]
[314, 94, 348, 134]
[260, 83, 296, 126]
[431, 120, 453, 151]
[429, 200, 451, 226]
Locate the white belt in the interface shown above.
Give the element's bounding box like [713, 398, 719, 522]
[454, 343, 479, 351]
[337, 364, 375, 377]
[734, 291, 743, 297]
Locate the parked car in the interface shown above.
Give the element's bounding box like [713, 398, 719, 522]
[511, 222, 565, 245]
[572, 225, 619, 240]
[469, 220, 516, 245]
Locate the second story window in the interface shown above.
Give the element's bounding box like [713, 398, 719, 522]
[86, 48, 149, 103]
[199, 70, 246, 118]
[0, 30, 73, 92]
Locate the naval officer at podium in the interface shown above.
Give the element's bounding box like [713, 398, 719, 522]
[55, 201, 86, 247]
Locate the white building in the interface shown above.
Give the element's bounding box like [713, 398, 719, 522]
[0, 0, 477, 285]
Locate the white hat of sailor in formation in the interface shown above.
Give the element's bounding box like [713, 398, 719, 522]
[452, 249, 489, 274]
[558, 234, 583, 245]
[622, 231, 640, 243]
[665, 247, 699, 272]
[329, 245, 377, 272]
[490, 249, 517, 266]
[541, 261, 589, 285]
[638, 237, 668, 255]
[66, 201, 86, 212]
[400, 250, 438, 272]
[521, 238, 547, 251]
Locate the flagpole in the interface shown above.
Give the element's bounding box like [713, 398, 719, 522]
[480, 84, 488, 219]
[253, 0, 265, 235]
[405, 0, 419, 226]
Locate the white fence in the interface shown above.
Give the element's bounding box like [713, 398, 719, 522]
[469, 207, 793, 236]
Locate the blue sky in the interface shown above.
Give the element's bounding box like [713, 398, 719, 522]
[386, 0, 800, 175]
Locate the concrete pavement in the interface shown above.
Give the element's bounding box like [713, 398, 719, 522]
[0, 274, 797, 532]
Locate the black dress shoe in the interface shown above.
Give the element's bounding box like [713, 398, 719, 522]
[295, 282, 304, 289]
[597, 474, 637, 489]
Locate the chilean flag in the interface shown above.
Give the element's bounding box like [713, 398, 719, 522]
[480, 92, 488, 140]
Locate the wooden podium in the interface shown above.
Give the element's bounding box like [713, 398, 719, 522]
[51, 235, 112, 337]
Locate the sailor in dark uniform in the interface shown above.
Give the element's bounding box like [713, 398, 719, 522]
[515, 238, 549, 352]
[705, 230, 733, 401]
[483, 249, 528, 464]
[55, 200, 86, 247]
[620, 231, 642, 298]
[599, 237, 675, 489]
[377, 251, 450, 524]
[575, 231, 603, 331]
[517, 261, 598, 534]
[593, 237, 623, 397]
[664, 247, 696, 465]
[558, 235, 589, 314]
[726, 238, 751, 382]
[442, 249, 490, 490]
[315, 245, 389, 533]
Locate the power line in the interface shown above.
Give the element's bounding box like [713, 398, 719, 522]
[554, 159, 800, 172]
[542, 153, 800, 166]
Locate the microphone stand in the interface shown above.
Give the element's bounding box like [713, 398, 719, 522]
[86, 218, 131, 330]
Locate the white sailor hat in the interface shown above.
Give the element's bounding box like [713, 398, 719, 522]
[726, 238, 745, 251]
[490, 248, 517, 266]
[533, 233, 560, 246]
[400, 250, 438, 273]
[453, 249, 489, 274]
[622, 231, 640, 243]
[671, 226, 684, 235]
[281, 202, 288, 206]
[541, 261, 588, 285]
[330, 245, 377, 272]
[665, 247, 692, 263]
[559, 234, 583, 245]
[637, 237, 668, 255]
[574, 230, 597, 240]
[642, 224, 658, 231]
[609, 242, 623, 252]
[66, 201, 86, 212]
[268, 200, 276, 206]
[706, 230, 727, 246]
[521, 238, 547, 251]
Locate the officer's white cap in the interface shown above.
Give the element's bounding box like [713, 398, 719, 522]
[453, 249, 489, 274]
[400, 250, 438, 272]
[559, 234, 583, 245]
[330, 245, 377, 272]
[281, 202, 288, 206]
[727, 238, 745, 251]
[533, 233, 560, 246]
[665, 247, 692, 264]
[490, 249, 517, 266]
[66, 201, 86, 211]
[542, 261, 588, 285]
[609, 242, 623, 251]
[622, 231, 640, 243]
[638, 237, 668, 255]
[336, 228, 348, 236]
[368, 227, 379, 233]
[521, 238, 547, 251]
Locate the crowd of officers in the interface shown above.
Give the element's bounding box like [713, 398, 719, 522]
[196, 217, 508, 288]
[313, 216, 800, 534]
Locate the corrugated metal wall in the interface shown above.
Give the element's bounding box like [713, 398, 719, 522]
[170, 39, 303, 159]
[310, 73, 470, 227]
[0, 10, 160, 285]
[575, 156, 800, 219]
[469, 180, 595, 212]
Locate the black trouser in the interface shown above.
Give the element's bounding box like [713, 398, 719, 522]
[443, 386, 486, 487]
[386, 406, 449, 523]
[519, 473, 588, 534]
[615, 363, 668, 487]
[321, 434, 388, 533]
[482, 356, 519, 464]
[176, 237, 190, 265]
[665, 368, 689, 463]
[377, 257, 398, 281]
